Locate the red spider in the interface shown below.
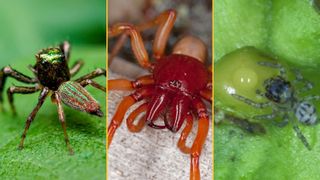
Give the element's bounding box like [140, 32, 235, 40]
[108, 9, 212, 180]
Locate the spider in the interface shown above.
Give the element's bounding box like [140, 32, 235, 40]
[108, 9, 212, 180]
[232, 61, 319, 150]
[0, 41, 106, 154]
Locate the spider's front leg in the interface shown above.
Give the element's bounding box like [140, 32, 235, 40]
[7, 85, 40, 115]
[69, 60, 84, 77]
[108, 75, 154, 91]
[108, 9, 177, 68]
[231, 94, 272, 108]
[19, 88, 49, 150]
[0, 66, 37, 109]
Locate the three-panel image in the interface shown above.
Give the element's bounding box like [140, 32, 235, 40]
[0, 0, 319, 179]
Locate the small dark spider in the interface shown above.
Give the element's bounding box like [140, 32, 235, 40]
[232, 61, 319, 150]
[0, 41, 106, 154]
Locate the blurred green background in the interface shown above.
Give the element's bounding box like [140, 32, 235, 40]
[0, 1, 106, 179]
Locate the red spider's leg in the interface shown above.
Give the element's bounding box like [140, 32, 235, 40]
[107, 88, 152, 147]
[200, 89, 212, 103]
[135, 9, 177, 59]
[190, 98, 210, 180]
[108, 33, 128, 66]
[108, 24, 152, 69]
[126, 103, 148, 133]
[108, 75, 154, 91]
[177, 113, 193, 154]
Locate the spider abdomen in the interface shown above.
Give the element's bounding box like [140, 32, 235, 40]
[295, 101, 317, 125]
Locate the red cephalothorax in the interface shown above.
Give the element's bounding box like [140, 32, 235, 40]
[108, 9, 211, 180]
[146, 54, 209, 132]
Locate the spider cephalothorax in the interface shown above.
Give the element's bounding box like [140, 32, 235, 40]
[264, 76, 294, 104]
[108, 9, 211, 180]
[0, 41, 106, 154]
[232, 61, 319, 150]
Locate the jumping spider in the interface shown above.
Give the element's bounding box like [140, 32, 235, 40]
[0, 41, 106, 154]
[232, 61, 319, 150]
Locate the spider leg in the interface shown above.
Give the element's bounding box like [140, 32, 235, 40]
[258, 62, 286, 77]
[55, 93, 74, 155]
[108, 33, 128, 66]
[136, 9, 177, 59]
[126, 102, 147, 133]
[19, 88, 49, 150]
[69, 60, 84, 77]
[232, 94, 271, 108]
[276, 114, 289, 128]
[79, 79, 106, 92]
[75, 68, 106, 83]
[303, 95, 320, 102]
[177, 113, 193, 154]
[291, 119, 311, 150]
[0, 66, 37, 103]
[108, 87, 152, 147]
[108, 24, 152, 69]
[189, 98, 209, 180]
[253, 112, 276, 120]
[200, 89, 211, 102]
[292, 69, 313, 94]
[7, 85, 40, 115]
[59, 41, 71, 62]
[108, 75, 154, 91]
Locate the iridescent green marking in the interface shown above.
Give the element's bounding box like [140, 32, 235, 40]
[39, 48, 64, 64]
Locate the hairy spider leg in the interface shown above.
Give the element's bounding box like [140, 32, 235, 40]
[126, 102, 148, 132]
[303, 95, 320, 102]
[108, 75, 154, 91]
[79, 79, 106, 92]
[258, 61, 286, 77]
[19, 88, 49, 150]
[177, 113, 193, 154]
[7, 86, 40, 115]
[0, 66, 37, 104]
[190, 98, 209, 180]
[75, 68, 106, 83]
[55, 93, 74, 155]
[69, 60, 84, 77]
[232, 94, 272, 108]
[108, 87, 153, 147]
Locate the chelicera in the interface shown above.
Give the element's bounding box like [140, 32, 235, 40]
[0, 41, 106, 154]
[108, 9, 212, 180]
[232, 61, 319, 150]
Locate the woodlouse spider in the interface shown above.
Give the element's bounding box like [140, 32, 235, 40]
[108, 9, 212, 180]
